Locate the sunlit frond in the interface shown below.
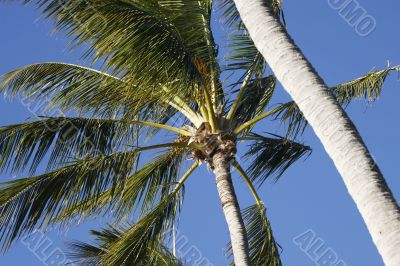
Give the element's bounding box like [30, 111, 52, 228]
[244, 133, 311, 185]
[332, 66, 400, 105]
[0, 62, 179, 119]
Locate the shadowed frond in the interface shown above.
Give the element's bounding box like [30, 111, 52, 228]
[68, 224, 182, 266]
[272, 101, 308, 139]
[220, 0, 283, 75]
[230, 76, 276, 130]
[114, 151, 188, 220]
[0, 117, 140, 174]
[244, 133, 311, 185]
[228, 203, 281, 266]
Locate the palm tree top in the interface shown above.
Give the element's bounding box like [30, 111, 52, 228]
[0, 0, 398, 264]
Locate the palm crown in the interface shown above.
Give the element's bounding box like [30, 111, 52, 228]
[0, 0, 398, 265]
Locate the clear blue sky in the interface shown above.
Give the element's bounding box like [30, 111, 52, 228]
[0, 1, 399, 265]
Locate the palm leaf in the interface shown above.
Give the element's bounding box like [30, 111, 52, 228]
[0, 62, 178, 119]
[68, 224, 182, 266]
[244, 133, 311, 185]
[228, 203, 282, 266]
[54, 149, 188, 224]
[0, 117, 139, 174]
[0, 149, 143, 251]
[102, 190, 183, 265]
[332, 66, 400, 105]
[230, 76, 276, 131]
[114, 151, 186, 220]
[274, 66, 400, 137]
[2, 0, 227, 98]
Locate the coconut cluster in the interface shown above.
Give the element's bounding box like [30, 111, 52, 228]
[179, 122, 237, 169]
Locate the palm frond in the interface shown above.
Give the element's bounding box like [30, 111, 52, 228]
[332, 66, 400, 105]
[273, 66, 400, 137]
[220, 0, 283, 74]
[1, 0, 235, 101]
[0, 149, 144, 251]
[0, 62, 178, 119]
[103, 189, 184, 265]
[68, 224, 182, 266]
[230, 76, 276, 131]
[114, 151, 186, 220]
[0, 117, 141, 174]
[54, 149, 189, 224]
[228, 203, 281, 266]
[244, 133, 311, 185]
[272, 101, 308, 139]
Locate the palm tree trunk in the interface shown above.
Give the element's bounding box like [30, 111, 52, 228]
[213, 152, 251, 266]
[232, 1, 400, 265]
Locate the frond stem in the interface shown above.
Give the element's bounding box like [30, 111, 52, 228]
[226, 55, 259, 121]
[173, 161, 200, 193]
[233, 105, 285, 135]
[161, 85, 203, 127]
[204, 88, 218, 131]
[123, 120, 192, 136]
[231, 160, 262, 205]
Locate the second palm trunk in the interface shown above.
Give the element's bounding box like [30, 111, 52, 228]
[232, 1, 400, 265]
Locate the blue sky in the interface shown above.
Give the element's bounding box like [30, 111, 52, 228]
[0, 1, 399, 265]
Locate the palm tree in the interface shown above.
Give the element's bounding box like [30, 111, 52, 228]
[230, 0, 400, 265]
[0, 0, 398, 265]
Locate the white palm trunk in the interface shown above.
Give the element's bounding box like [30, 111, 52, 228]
[232, 1, 400, 265]
[213, 152, 251, 266]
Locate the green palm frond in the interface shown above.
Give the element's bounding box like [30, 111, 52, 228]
[66, 161, 198, 265]
[332, 66, 400, 105]
[0, 62, 178, 119]
[0, 117, 140, 174]
[102, 194, 181, 266]
[54, 149, 190, 224]
[229, 76, 276, 131]
[114, 151, 187, 220]
[220, 0, 283, 74]
[219, 0, 283, 28]
[244, 133, 311, 185]
[1, 0, 231, 100]
[228, 203, 281, 266]
[272, 101, 308, 139]
[68, 224, 182, 266]
[0, 149, 144, 251]
[274, 66, 400, 137]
